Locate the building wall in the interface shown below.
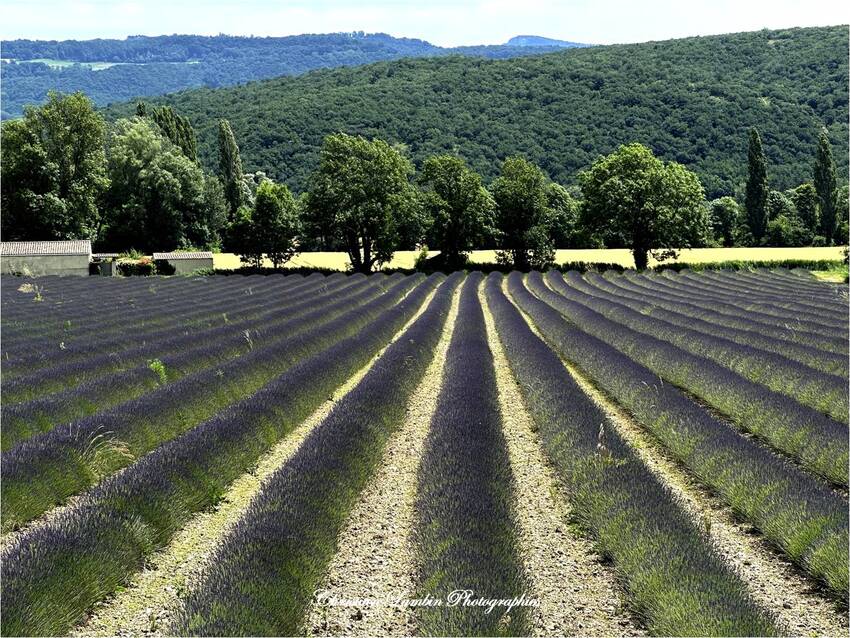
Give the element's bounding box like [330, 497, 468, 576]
[170, 258, 214, 275]
[1, 255, 90, 276]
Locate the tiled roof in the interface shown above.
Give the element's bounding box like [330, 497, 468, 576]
[152, 251, 214, 260]
[0, 240, 92, 256]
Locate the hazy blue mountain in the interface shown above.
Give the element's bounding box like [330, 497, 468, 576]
[0, 32, 572, 118]
[506, 35, 586, 47]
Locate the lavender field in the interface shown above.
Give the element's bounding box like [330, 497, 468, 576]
[1, 269, 847, 637]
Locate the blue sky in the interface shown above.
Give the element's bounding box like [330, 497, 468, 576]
[1, 0, 846, 45]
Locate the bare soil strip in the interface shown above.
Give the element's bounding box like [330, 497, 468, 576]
[518, 276, 846, 636]
[304, 284, 462, 637]
[71, 286, 441, 638]
[480, 284, 642, 637]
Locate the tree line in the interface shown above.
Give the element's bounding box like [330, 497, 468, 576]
[1, 92, 846, 272]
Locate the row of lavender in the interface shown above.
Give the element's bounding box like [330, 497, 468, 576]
[2, 274, 315, 381]
[2, 274, 280, 345]
[562, 271, 848, 405]
[585, 272, 847, 374]
[536, 272, 848, 485]
[2, 274, 417, 530]
[509, 272, 848, 598]
[172, 273, 462, 635]
[484, 274, 778, 635]
[1, 274, 370, 447]
[171, 273, 793, 636]
[616, 270, 845, 337]
[2, 273, 447, 636]
[1, 269, 845, 636]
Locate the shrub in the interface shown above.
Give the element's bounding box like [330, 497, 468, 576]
[147, 359, 167, 384]
[116, 257, 156, 276]
[152, 259, 176, 275]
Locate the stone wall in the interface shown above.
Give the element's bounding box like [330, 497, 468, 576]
[170, 257, 214, 275]
[1, 255, 90, 276]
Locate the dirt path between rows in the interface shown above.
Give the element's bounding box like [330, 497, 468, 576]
[480, 282, 642, 637]
[304, 284, 461, 637]
[522, 274, 847, 637]
[71, 286, 441, 638]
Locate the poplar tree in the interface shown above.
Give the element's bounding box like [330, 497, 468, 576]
[218, 119, 245, 218]
[745, 127, 769, 242]
[150, 106, 198, 162]
[814, 127, 838, 243]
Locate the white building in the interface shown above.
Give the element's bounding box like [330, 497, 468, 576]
[1, 240, 92, 276]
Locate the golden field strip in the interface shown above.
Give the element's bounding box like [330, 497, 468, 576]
[212, 246, 849, 271]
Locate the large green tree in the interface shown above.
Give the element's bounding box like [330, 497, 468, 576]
[580, 143, 708, 270]
[252, 180, 301, 268]
[0, 91, 107, 241]
[102, 117, 223, 252]
[304, 133, 420, 273]
[708, 196, 741, 247]
[814, 127, 838, 243]
[745, 128, 769, 243]
[490, 156, 555, 270]
[419, 154, 495, 268]
[547, 183, 582, 248]
[227, 206, 262, 268]
[217, 119, 246, 219]
[788, 183, 819, 235]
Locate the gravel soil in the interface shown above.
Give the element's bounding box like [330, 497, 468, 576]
[71, 287, 440, 637]
[481, 284, 643, 637]
[304, 284, 462, 637]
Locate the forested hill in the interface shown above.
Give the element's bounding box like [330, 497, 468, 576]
[105, 26, 848, 200]
[0, 32, 583, 118]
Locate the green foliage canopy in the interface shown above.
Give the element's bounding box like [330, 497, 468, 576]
[419, 154, 496, 268]
[491, 156, 556, 269]
[252, 180, 301, 268]
[745, 128, 769, 241]
[218, 119, 247, 219]
[304, 133, 421, 273]
[0, 91, 107, 241]
[708, 196, 741, 247]
[814, 127, 839, 243]
[101, 117, 224, 252]
[579, 143, 709, 269]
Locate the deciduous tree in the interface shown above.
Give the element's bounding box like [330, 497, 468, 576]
[491, 156, 555, 270]
[580, 143, 708, 270]
[708, 197, 741, 247]
[788, 183, 819, 235]
[253, 180, 301, 268]
[304, 133, 420, 273]
[419, 154, 495, 268]
[547, 183, 582, 248]
[0, 91, 108, 241]
[102, 118, 221, 252]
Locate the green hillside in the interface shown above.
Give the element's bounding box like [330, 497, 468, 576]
[106, 26, 849, 198]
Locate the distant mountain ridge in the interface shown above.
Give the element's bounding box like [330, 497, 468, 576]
[0, 32, 581, 118]
[506, 35, 586, 47]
